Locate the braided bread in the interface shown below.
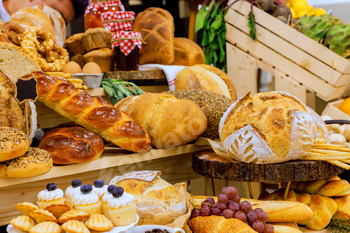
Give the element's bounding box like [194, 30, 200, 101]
[30, 71, 152, 152]
[259, 189, 337, 230]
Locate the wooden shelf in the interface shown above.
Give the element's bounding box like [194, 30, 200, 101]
[0, 144, 209, 225]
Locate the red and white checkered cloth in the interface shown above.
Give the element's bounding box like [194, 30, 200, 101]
[101, 11, 135, 32]
[85, 0, 125, 17]
[112, 31, 142, 56]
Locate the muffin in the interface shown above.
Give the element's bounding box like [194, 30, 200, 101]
[37, 183, 65, 209]
[101, 185, 116, 219]
[72, 184, 101, 214]
[65, 179, 82, 208]
[107, 186, 137, 226]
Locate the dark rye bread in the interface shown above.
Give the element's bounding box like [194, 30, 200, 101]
[164, 90, 233, 140]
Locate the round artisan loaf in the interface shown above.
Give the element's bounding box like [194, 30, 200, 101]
[219, 92, 317, 164]
[175, 64, 237, 100]
[109, 171, 187, 225]
[0, 147, 52, 178]
[171, 37, 204, 66]
[306, 106, 329, 141]
[38, 122, 105, 164]
[114, 93, 207, 148]
[0, 127, 29, 162]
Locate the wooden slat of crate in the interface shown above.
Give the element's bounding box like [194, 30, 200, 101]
[228, 0, 350, 75]
[225, 23, 347, 101]
[322, 99, 350, 120]
[225, 8, 350, 86]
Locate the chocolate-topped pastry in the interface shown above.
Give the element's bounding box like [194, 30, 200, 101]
[145, 229, 170, 233]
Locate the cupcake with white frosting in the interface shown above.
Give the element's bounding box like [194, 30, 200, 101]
[64, 179, 82, 208]
[72, 184, 101, 214]
[37, 183, 65, 209]
[92, 179, 108, 201]
[101, 185, 116, 219]
[107, 186, 137, 226]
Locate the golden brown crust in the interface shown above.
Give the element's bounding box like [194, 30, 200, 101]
[32, 71, 152, 152]
[171, 37, 204, 66]
[64, 33, 86, 55]
[58, 210, 90, 224]
[133, 7, 174, 65]
[38, 123, 104, 164]
[114, 93, 207, 148]
[83, 48, 114, 72]
[0, 127, 29, 162]
[82, 28, 111, 52]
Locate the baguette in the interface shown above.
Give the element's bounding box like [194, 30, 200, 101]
[31, 71, 152, 152]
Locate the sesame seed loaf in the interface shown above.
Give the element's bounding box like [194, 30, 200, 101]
[0, 127, 29, 162]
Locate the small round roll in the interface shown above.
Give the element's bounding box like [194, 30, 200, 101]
[0, 127, 29, 162]
[0, 147, 53, 178]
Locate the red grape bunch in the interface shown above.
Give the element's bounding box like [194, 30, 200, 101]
[191, 186, 274, 233]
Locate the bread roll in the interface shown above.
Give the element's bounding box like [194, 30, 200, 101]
[38, 122, 105, 164]
[82, 28, 111, 52]
[171, 37, 204, 66]
[0, 43, 41, 79]
[219, 92, 317, 164]
[165, 90, 233, 140]
[109, 171, 187, 225]
[64, 33, 86, 56]
[272, 224, 303, 233]
[83, 48, 114, 72]
[188, 216, 256, 233]
[0, 127, 29, 162]
[0, 147, 52, 178]
[175, 64, 237, 100]
[31, 71, 152, 153]
[114, 93, 207, 148]
[333, 195, 350, 221]
[133, 7, 175, 65]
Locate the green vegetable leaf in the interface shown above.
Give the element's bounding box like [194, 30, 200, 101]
[195, 0, 215, 34]
[248, 12, 257, 40]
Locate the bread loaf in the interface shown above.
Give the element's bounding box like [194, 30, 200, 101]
[0, 43, 41, 79]
[133, 7, 175, 65]
[64, 33, 86, 56]
[82, 28, 112, 52]
[38, 122, 105, 164]
[175, 64, 237, 100]
[109, 171, 187, 225]
[0, 127, 29, 162]
[219, 92, 317, 164]
[164, 90, 233, 140]
[83, 48, 114, 72]
[31, 71, 152, 153]
[272, 224, 303, 233]
[171, 37, 204, 66]
[259, 188, 337, 230]
[188, 216, 256, 233]
[306, 106, 329, 141]
[114, 93, 207, 148]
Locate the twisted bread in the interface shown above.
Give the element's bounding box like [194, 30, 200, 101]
[259, 189, 337, 230]
[30, 71, 152, 152]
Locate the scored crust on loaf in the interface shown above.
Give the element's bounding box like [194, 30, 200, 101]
[171, 37, 204, 66]
[306, 106, 330, 140]
[219, 92, 317, 164]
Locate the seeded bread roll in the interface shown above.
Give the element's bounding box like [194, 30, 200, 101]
[0, 127, 29, 162]
[0, 147, 53, 178]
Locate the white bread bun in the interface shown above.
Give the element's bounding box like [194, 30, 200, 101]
[0, 43, 41, 79]
[0, 127, 29, 162]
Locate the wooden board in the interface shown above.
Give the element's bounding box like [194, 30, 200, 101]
[192, 150, 344, 183]
[104, 69, 166, 80]
[322, 99, 350, 120]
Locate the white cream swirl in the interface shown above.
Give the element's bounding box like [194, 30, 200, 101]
[92, 185, 108, 198]
[72, 192, 99, 205]
[37, 188, 64, 201]
[107, 192, 135, 209]
[65, 186, 81, 199]
[102, 192, 113, 203]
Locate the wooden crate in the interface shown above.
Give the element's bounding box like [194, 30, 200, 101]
[225, 0, 350, 102]
[322, 99, 350, 120]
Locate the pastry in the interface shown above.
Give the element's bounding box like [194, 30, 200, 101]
[101, 185, 115, 219]
[171, 37, 205, 66]
[83, 48, 114, 72]
[84, 213, 114, 231]
[107, 186, 137, 226]
[109, 171, 187, 225]
[133, 7, 175, 65]
[61, 220, 90, 233]
[71, 54, 86, 69]
[219, 92, 317, 164]
[114, 93, 207, 148]
[0, 147, 53, 178]
[10, 215, 36, 231]
[92, 179, 108, 201]
[82, 27, 112, 52]
[72, 184, 101, 214]
[0, 127, 29, 162]
[28, 221, 61, 233]
[15, 202, 39, 216]
[175, 64, 237, 100]
[37, 183, 65, 209]
[38, 123, 105, 165]
[57, 209, 90, 224]
[44, 204, 70, 218]
[65, 179, 82, 208]
[64, 33, 86, 55]
[29, 209, 57, 223]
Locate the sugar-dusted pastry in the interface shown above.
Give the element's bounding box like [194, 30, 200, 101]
[10, 215, 36, 231]
[28, 221, 61, 233]
[15, 202, 39, 216]
[57, 209, 90, 224]
[62, 220, 90, 233]
[65, 179, 82, 208]
[101, 185, 115, 219]
[37, 183, 64, 209]
[44, 203, 70, 218]
[29, 209, 57, 223]
[107, 186, 137, 226]
[72, 184, 101, 214]
[85, 213, 114, 231]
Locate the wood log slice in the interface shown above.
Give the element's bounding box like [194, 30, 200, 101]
[104, 69, 166, 81]
[192, 150, 344, 183]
